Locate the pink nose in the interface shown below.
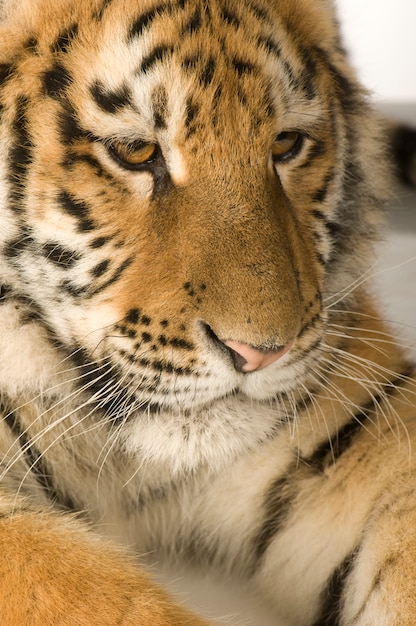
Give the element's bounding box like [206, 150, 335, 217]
[224, 340, 293, 373]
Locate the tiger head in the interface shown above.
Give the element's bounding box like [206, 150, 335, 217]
[0, 0, 389, 468]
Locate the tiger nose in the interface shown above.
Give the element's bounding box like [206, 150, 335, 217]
[224, 340, 293, 373]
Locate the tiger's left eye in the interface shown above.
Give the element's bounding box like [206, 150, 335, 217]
[108, 140, 158, 169]
[272, 131, 303, 162]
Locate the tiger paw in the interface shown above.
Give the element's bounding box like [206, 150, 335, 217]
[0, 511, 213, 626]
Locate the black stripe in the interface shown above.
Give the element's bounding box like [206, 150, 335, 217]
[312, 550, 357, 626]
[254, 471, 297, 562]
[0, 289, 44, 324]
[57, 104, 88, 145]
[200, 57, 216, 87]
[339, 484, 416, 624]
[299, 47, 318, 100]
[129, 3, 173, 39]
[151, 153, 173, 196]
[62, 152, 110, 179]
[325, 221, 342, 238]
[0, 63, 15, 86]
[24, 38, 39, 54]
[94, 0, 115, 21]
[264, 100, 275, 120]
[316, 252, 327, 267]
[247, 1, 268, 21]
[7, 96, 33, 214]
[220, 8, 240, 28]
[185, 97, 199, 127]
[282, 58, 299, 89]
[68, 348, 160, 422]
[50, 23, 79, 53]
[59, 279, 88, 298]
[338, 159, 365, 230]
[330, 67, 358, 109]
[314, 213, 343, 255]
[184, 96, 200, 138]
[297, 312, 321, 340]
[137, 357, 194, 377]
[312, 171, 335, 204]
[43, 62, 72, 99]
[59, 258, 134, 300]
[90, 81, 132, 114]
[312, 209, 326, 221]
[168, 337, 194, 351]
[182, 7, 202, 35]
[3, 409, 78, 511]
[306, 369, 413, 472]
[254, 370, 412, 567]
[139, 44, 174, 74]
[88, 256, 134, 296]
[201, 2, 211, 20]
[314, 47, 360, 111]
[58, 190, 96, 232]
[299, 140, 326, 168]
[42, 243, 81, 270]
[308, 416, 367, 472]
[151, 85, 168, 129]
[90, 236, 112, 249]
[91, 259, 110, 278]
[0, 285, 13, 302]
[4, 229, 34, 259]
[231, 57, 255, 76]
[257, 35, 281, 59]
[182, 52, 200, 71]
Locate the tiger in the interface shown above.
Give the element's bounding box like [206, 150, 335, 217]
[0, 0, 415, 624]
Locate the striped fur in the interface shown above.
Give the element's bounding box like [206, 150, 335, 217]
[0, 0, 415, 624]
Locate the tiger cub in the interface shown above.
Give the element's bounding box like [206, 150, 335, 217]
[0, 0, 415, 624]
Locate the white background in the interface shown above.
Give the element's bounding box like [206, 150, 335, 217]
[337, 0, 416, 102]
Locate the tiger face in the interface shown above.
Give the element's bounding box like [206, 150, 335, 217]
[0, 0, 388, 469]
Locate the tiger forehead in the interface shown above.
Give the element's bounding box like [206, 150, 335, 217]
[94, 1, 280, 99]
[62, 0, 323, 137]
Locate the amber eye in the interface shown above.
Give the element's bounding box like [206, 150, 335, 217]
[108, 140, 158, 169]
[272, 131, 303, 162]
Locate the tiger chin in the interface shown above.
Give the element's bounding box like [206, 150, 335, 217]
[0, 0, 416, 624]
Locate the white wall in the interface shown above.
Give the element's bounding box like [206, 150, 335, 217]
[336, 0, 416, 102]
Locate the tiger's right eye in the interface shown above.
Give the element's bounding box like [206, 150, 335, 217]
[108, 140, 158, 170]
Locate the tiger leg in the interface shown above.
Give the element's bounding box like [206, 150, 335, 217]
[339, 493, 416, 626]
[0, 498, 214, 626]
